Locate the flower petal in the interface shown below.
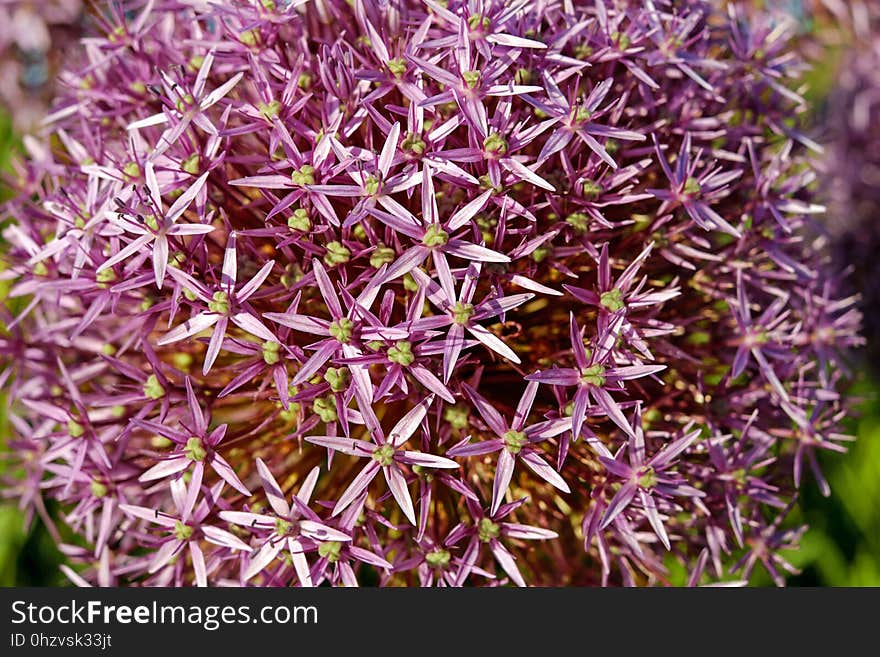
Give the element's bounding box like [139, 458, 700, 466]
[388, 395, 434, 447]
[398, 450, 459, 469]
[332, 461, 381, 517]
[491, 449, 517, 516]
[244, 540, 283, 580]
[520, 450, 570, 493]
[157, 312, 220, 346]
[384, 465, 416, 525]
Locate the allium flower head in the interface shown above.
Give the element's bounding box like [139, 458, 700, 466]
[0, 0, 862, 587]
[819, 15, 880, 365]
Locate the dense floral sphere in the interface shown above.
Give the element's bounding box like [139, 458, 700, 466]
[0, 0, 862, 587]
[819, 14, 880, 364]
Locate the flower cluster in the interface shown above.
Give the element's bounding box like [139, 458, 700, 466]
[0, 0, 84, 131]
[815, 6, 880, 364]
[0, 0, 862, 587]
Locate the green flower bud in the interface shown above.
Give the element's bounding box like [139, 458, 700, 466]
[402, 132, 426, 156]
[175, 94, 196, 113]
[185, 437, 207, 462]
[208, 291, 229, 314]
[318, 541, 342, 562]
[600, 288, 625, 312]
[684, 177, 701, 196]
[443, 405, 469, 430]
[478, 518, 500, 543]
[372, 444, 396, 467]
[90, 479, 108, 499]
[173, 521, 194, 541]
[313, 396, 338, 423]
[324, 241, 351, 266]
[503, 429, 528, 455]
[240, 29, 259, 47]
[96, 269, 117, 288]
[532, 246, 550, 262]
[514, 68, 532, 84]
[181, 153, 201, 175]
[187, 55, 205, 72]
[259, 100, 282, 121]
[611, 31, 631, 50]
[329, 318, 355, 344]
[122, 161, 141, 182]
[291, 165, 315, 186]
[422, 224, 450, 247]
[574, 43, 593, 59]
[364, 175, 380, 196]
[388, 341, 415, 366]
[566, 212, 590, 233]
[262, 341, 281, 365]
[143, 374, 165, 400]
[477, 174, 503, 194]
[403, 273, 419, 292]
[462, 70, 481, 89]
[324, 367, 350, 392]
[580, 364, 606, 387]
[387, 58, 407, 78]
[483, 132, 508, 156]
[638, 467, 658, 489]
[581, 178, 603, 198]
[467, 13, 491, 31]
[370, 244, 395, 268]
[426, 549, 451, 569]
[451, 302, 475, 325]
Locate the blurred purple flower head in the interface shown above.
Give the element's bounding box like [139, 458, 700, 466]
[819, 19, 880, 365]
[0, 0, 862, 587]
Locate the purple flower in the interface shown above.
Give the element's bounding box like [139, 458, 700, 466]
[120, 480, 251, 587]
[447, 496, 558, 588]
[220, 461, 350, 586]
[0, 0, 862, 588]
[137, 378, 251, 513]
[264, 257, 401, 403]
[98, 166, 212, 289]
[158, 233, 277, 374]
[598, 404, 704, 549]
[127, 49, 244, 152]
[307, 395, 458, 525]
[409, 263, 533, 381]
[448, 381, 571, 514]
[648, 133, 744, 238]
[526, 313, 665, 440]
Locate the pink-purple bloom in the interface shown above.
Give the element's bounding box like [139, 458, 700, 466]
[0, 0, 862, 587]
